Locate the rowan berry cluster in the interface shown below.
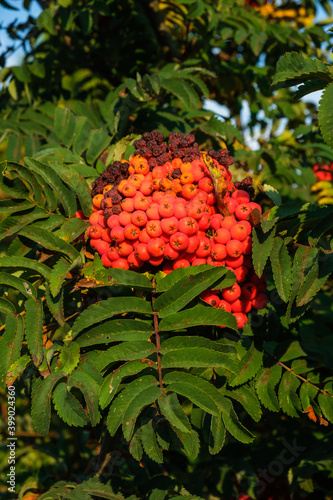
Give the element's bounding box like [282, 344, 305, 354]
[86, 131, 267, 328]
[312, 162, 333, 182]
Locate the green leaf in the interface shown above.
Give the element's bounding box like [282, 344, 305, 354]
[262, 184, 281, 206]
[159, 304, 237, 331]
[72, 118, 92, 156]
[171, 426, 200, 461]
[6, 354, 31, 386]
[318, 392, 333, 423]
[0, 315, 24, 385]
[71, 297, 152, 337]
[54, 106, 70, 142]
[252, 226, 276, 278]
[272, 51, 330, 90]
[8, 79, 18, 100]
[161, 347, 238, 372]
[57, 341, 80, 374]
[270, 237, 293, 303]
[160, 79, 192, 109]
[48, 161, 92, 217]
[0, 271, 37, 299]
[107, 375, 158, 436]
[19, 226, 79, 262]
[155, 264, 214, 293]
[278, 371, 302, 417]
[53, 382, 89, 427]
[225, 385, 262, 422]
[0, 256, 51, 280]
[6, 134, 22, 163]
[44, 282, 65, 326]
[160, 336, 237, 357]
[0, 207, 49, 240]
[299, 382, 318, 410]
[49, 257, 76, 297]
[54, 218, 87, 243]
[158, 393, 191, 433]
[221, 406, 254, 444]
[76, 319, 154, 347]
[82, 260, 153, 289]
[296, 253, 333, 307]
[255, 364, 282, 412]
[86, 128, 111, 165]
[99, 359, 150, 409]
[164, 372, 231, 415]
[25, 298, 43, 367]
[140, 420, 164, 463]
[229, 343, 263, 387]
[94, 341, 155, 372]
[68, 369, 102, 426]
[73, 477, 124, 500]
[318, 82, 333, 147]
[154, 266, 229, 317]
[208, 412, 226, 454]
[31, 372, 66, 435]
[286, 246, 318, 323]
[122, 385, 161, 441]
[24, 158, 77, 217]
[129, 431, 143, 461]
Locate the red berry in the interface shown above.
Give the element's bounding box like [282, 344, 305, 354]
[146, 220, 163, 238]
[192, 257, 207, 266]
[195, 236, 211, 258]
[107, 214, 120, 229]
[173, 258, 191, 269]
[217, 299, 232, 313]
[107, 247, 120, 261]
[131, 210, 148, 227]
[117, 240, 134, 257]
[101, 253, 113, 268]
[124, 224, 140, 240]
[252, 292, 268, 309]
[161, 216, 179, 236]
[222, 283, 241, 302]
[170, 232, 189, 251]
[200, 291, 220, 307]
[147, 237, 165, 257]
[112, 258, 129, 270]
[234, 312, 248, 328]
[135, 243, 150, 261]
[87, 225, 103, 239]
[226, 239, 243, 258]
[231, 189, 250, 204]
[235, 203, 252, 220]
[215, 228, 231, 245]
[224, 197, 238, 214]
[146, 203, 160, 220]
[241, 282, 258, 300]
[121, 197, 135, 213]
[225, 254, 244, 268]
[178, 217, 198, 236]
[159, 200, 175, 218]
[119, 211, 132, 226]
[220, 215, 236, 229]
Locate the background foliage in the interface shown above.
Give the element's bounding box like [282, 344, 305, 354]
[0, 1, 333, 499]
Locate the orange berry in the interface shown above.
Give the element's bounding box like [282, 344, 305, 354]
[103, 184, 114, 194]
[180, 172, 194, 185]
[117, 179, 127, 194]
[159, 178, 172, 191]
[92, 194, 104, 209]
